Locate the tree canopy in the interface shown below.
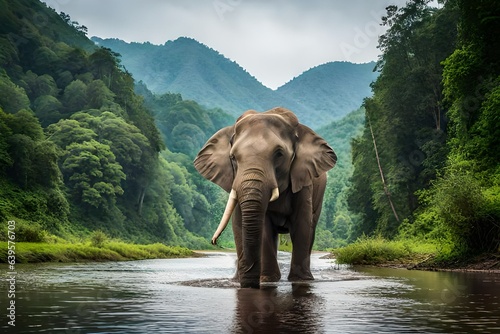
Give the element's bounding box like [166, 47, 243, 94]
[347, 0, 499, 254]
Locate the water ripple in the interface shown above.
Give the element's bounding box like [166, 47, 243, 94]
[1, 252, 499, 333]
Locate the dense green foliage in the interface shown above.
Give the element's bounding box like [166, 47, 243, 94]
[0, 0, 215, 248]
[93, 37, 377, 128]
[315, 107, 365, 248]
[347, 0, 500, 257]
[135, 82, 237, 245]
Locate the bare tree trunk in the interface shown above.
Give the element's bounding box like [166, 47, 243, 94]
[137, 187, 146, 216]
[367, 114, 400, 223]
[432, 85, 442, 131]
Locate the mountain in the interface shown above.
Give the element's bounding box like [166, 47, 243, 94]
[277, 62, 378, 125]
[92, 37, 297, 116]
[92, 37, 377, 128]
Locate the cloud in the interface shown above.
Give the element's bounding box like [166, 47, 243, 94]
[42, 0, 408, 89]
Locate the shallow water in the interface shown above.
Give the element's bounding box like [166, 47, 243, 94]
[1, 252, 499, 333]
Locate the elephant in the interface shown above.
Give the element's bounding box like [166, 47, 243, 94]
[194, 107, 336, 288]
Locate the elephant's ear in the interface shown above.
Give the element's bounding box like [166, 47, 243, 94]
[290, 124, 337, 193]
[194, 126, 234, 192]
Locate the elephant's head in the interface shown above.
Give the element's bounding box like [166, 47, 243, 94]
[194, 107, 336, 287]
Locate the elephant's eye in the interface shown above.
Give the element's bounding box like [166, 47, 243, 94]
[230, 154, 237, 166]
[274, 150, 286, 169]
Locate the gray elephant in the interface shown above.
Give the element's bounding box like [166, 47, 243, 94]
[194, 107, 336, 288]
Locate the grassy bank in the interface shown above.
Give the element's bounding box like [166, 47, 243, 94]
[0, 222, 196, 263]
[331, 236, 444, 267]
[331, 236, 500, 272]
[0, 240, 195, 263]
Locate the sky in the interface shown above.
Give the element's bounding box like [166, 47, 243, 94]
[42, 0, 410, 89]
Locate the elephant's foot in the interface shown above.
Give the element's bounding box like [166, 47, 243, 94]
[287, 269, 314, 282]
[260, 274, 281, 283]
[240, 280, 260, 289]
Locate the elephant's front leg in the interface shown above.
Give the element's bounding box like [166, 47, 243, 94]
[260, 214, 281, 282]
[232, 204, 244, 282]
[288, 185, 315, 281]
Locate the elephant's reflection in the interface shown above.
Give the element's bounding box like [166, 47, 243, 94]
[233, 283, 322, 333]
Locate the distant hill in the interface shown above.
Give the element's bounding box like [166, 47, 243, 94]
[92, 37, 294, 117]
[277, 62, 377, 125]
[92, 37, 377, 128]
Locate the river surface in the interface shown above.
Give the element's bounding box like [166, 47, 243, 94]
[1, 251, 500, 333]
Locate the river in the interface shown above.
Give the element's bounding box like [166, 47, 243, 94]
[1, 251, 499, 333]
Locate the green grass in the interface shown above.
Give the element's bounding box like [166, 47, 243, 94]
[0, 240, 195, 264]
[0, 224, 195, 263]
[331, 236, 441, 266]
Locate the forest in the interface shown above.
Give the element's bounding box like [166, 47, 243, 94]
[347, 0, 500, 257]
[0, 0, 222, 248]
[0, 0, 498, 261]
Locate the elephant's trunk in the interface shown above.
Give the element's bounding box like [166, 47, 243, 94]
[211, 189, 237, 245]
[238, 196, 266, 288]
[237, 171, 272, 288]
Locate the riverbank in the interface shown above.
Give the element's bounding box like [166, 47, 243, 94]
[0, 241, 196, 263]
[329, 236, 500, 273]
[410, 252, 500, 273]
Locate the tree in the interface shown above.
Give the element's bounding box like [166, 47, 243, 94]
[0, 72, 30, 114]
[171, 122, 206, 157]
[0, 108, 13, 172]
[86, 79, 115, 109]
[33, 95, 63, 126]
[33, 46, 59, 74]
[62, 79, 87, 113]
[62, 139, 125, 209]
[32, 139, 62, 188]
[89, 47, 122, 87]
[22, 71, 59, 99]
[3, 110, 47, 188]
[46, 118, 97, 148]
[0, 37, 19, 68]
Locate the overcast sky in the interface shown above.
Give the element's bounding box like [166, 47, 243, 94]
[42, 0, 410, 89]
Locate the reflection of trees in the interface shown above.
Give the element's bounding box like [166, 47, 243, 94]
[233, 283, 323, 333]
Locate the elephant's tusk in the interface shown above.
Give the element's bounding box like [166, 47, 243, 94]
[211, 189, 238, 245]
[270, 187, 279, 202]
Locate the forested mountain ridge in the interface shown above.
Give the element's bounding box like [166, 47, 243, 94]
[0, 0, 226, 247]
[92, 36, 282, 116]
[92, 36, 377, 128]
[277, 62, 378, 123]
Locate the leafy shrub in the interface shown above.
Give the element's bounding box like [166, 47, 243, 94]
[332, 236, 413, 265]
[431, 169, 499, 252]
[15, 221, 48, 242]
[89, 230, 108, 248]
